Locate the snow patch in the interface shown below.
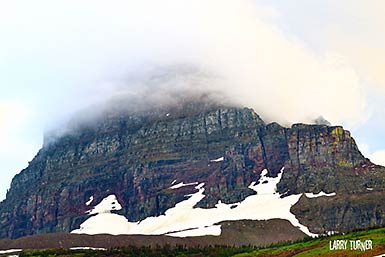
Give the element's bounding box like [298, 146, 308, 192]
[305, 191, 336, 198]
[88, 195, 121, 214]
[72, 168, 319, 238]
[85, 196, 94, 206]
[70, 247, 106, 251]
[210, 157, 224, 162]
[166, 113, 170, 117]
[167, 225, 221, 237]
[170, 182, 198, 189]
[0, 249, 22, 254]
[195, 183, 205, 190]
[171, 179, 177, 185]
[325, 230, 338, 236]
[71, 212, 130, 235]
[367, 187, 374, 191]
[248, 169, 278, 195]
[72, 194, 125, 234]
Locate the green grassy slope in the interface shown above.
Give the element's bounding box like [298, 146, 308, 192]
[234, 227, 385, 257]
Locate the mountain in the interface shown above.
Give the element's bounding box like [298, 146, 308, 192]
[1, 98, 385, 241]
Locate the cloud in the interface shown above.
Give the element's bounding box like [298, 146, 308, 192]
[297, 0, 385, 97]
[0, 102, 41, 200]
[0, 0, 368, 127]
[0, 105, 5, 128]
[358, 144, 385, 167]
[0, 101, 39, 163]
[370, 151, 385, 166]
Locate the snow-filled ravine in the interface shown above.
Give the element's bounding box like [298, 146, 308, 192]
[71, 168, 335, 238]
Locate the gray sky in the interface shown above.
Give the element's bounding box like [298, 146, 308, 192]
[1, 0, 385, 200]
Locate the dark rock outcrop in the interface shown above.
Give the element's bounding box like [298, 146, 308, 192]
[0, 100, 384, 239]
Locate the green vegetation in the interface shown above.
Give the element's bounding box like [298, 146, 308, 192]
[234, 227, 385, 257]
[18, 245, 256, 257]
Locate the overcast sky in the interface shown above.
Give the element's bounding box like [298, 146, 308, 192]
[1, 0, 385, 200]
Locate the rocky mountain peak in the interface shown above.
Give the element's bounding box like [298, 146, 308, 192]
[0, 100, 384, 239]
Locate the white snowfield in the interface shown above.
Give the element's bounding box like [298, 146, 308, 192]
[0, 249, 22, 254]
[305, 191, 336, 198]
[167, 225, 222, 237]
[88, 195, 122, 215]
[325, 230, 338, 236]
[70, 247, 106, 251]
[170, 182, 198, 189]
[210, 157, 224, 162]
[85, 196, 94, 206]
[71, 168, 336, 238]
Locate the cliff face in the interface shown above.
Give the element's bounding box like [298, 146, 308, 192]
[0, 102, 384, 239]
